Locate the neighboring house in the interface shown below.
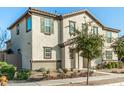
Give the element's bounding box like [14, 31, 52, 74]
[7, 8, 120, 70]
[0, 40, 12, 62]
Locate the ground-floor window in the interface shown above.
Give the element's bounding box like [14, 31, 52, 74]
[106, 51, 112, 60]
[44, 47, 52, 59]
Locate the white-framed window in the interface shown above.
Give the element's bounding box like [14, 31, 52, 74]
[44, 18, 51, 34]
[92, 26, 98, 35]
[41, 17, 54, 34]
[106, 51, 112, 60]
[44, 47, 52, 59]
[106, 32, 112, 43]
[69, 21, 76, 34]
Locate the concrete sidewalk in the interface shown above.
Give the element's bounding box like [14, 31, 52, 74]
[8, 71, 124, 86]
[102, 82, 124, 86]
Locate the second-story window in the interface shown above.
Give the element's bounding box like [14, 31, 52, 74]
[16, 23, 20, 35]
[82, 23, 88, 34]
[69, 21, 76, 35]
[106, 32, 112, 43]
[44, 18, 51, 34]
[92, 26, 98, 35]
[26, 16, 32, 32]
[41, 17, 54, 35]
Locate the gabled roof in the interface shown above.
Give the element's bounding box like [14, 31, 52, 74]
[29, 8, 57, 18]
[8, 8, 59, 29]
[103, 26, 120, 33]
[63, 10, 103, 27]
[63, 10, 120, 33]
[8, 8, 120, 33]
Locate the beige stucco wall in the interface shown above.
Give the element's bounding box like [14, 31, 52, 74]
[11, 17, 32, 69]
[62, 13, 103, 42]
[103, 30, 118, 60]
[31, 14, 61, 70]
[62, 12, 118, 68]
[10, 11, 119, 70]
[62, 13, 103, 69]
[32, 60, 61, 71]
[91, 30, 118, 67]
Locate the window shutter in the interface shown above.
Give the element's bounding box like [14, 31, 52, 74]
[40, 17, 44, 33]
[50, 19, 54, 34]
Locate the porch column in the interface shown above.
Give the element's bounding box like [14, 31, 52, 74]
[79, 55, 83, 69]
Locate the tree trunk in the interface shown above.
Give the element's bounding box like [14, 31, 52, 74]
[78, 51, 79, 69]
[86, 59, 90, 85]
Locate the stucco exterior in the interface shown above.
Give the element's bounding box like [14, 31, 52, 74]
[8, 8, 119, 70]
[62, 12, 118, 68]
[31, 14, 61, 70]
[11, 17, 32, 69]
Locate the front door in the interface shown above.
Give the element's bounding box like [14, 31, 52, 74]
[70, 49, 76, 69]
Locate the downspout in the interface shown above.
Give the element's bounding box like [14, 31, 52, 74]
[30, 60, 32, 70]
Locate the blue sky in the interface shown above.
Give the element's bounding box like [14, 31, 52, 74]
[0, 7, 124, 37]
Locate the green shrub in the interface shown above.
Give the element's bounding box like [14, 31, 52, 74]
[62, 68, 68, 74]
[106, 63, 112, 69]
[114, 62, 119, 68]
[0, 65, 16, 80]
[96, 62, 123, 69]
[0, 62, 8, 68]
[16, 69, 31, 80]
[111, 62, 116, 68]
[118, 62, 123, 69]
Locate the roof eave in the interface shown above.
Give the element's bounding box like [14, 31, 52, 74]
[7, 8, 121, 33]
[7, 9, 30, 30]
[7, 8, 59, 30]
[103, 26, 120, 33]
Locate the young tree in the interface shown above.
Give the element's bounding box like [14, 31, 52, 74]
[74, 24, 104, 85]
[112, 38, 124, 62]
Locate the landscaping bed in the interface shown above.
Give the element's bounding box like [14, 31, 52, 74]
[0, 61, 31, 86]
[28, 69, 105, 82]
[96, 61, 124, 74]
[98, 68, 124, 74]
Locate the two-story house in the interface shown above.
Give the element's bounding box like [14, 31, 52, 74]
[8, 8, 120, 71]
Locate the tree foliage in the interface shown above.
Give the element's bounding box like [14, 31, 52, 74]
[74, 30, 104, 61]
[112, 38, 124, 60]
[73, 23, 104, 85]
